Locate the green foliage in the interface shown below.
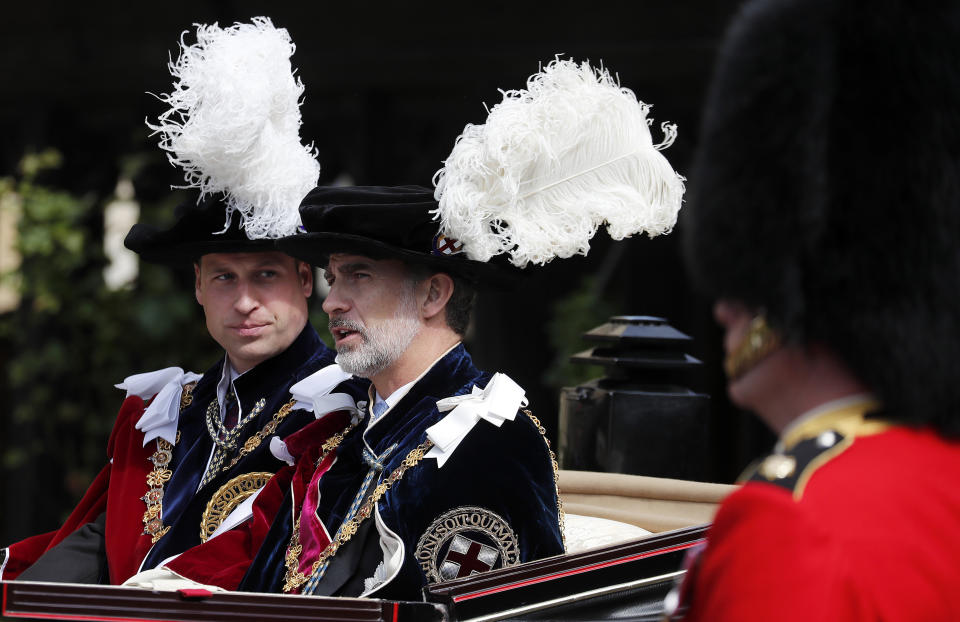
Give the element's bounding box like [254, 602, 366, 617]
[542, 275, 619, 390]
[0, 150, 216, 505]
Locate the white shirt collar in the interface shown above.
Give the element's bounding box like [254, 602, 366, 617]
[365, 342, 461, 430]
[372, 378, 416, 421]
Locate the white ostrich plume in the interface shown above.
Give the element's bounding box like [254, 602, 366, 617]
[147, 16, 320, 239]
[433, 58, 685, 267]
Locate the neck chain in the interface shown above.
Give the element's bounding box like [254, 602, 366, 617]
[204, 395, 266, 450]
[199, 395, 266, 489]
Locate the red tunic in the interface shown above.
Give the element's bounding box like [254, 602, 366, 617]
[685, 403, 960, 621]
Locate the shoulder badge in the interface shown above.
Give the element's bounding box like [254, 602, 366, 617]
[744, 429, 848, 498]
[415, 507, 520, 582]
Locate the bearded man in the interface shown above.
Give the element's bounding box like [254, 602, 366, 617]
[143, 185, 565, 599]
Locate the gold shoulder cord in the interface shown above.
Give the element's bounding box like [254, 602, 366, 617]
[283, 436, 434, 593]
[523, 409, 566, 551]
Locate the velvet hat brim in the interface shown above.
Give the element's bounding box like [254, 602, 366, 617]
[124, 195, 279, 266]
[278, 185, 518, 287]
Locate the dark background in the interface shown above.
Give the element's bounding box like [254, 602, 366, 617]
[0, 0, 774, 546]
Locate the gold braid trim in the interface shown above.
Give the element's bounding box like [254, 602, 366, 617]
[283, 439, 434, 593]
[523, 409, 566, 552]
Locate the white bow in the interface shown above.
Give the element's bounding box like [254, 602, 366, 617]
[289, 364, 356, 418]
[117, 367, 203, 447]
[425, 373, 527, 468]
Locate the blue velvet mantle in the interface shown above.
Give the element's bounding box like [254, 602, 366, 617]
[238, 344, 564, 599]
[141, 324, 368, 570]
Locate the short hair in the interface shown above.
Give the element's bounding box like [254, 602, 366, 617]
[407, 263, 476, 336]
[444, 275, 476, 336]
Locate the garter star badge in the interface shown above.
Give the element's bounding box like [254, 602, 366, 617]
[415, 506, 520, 582]
[431, 233, 464, 257]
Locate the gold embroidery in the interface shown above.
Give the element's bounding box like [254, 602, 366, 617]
[199, 471, 274, 542]
[180, 382, 196, 410]
[142, 432, 179, 544]
[139, 384, 292, 545]
[281, 402, 563, 591]
[282, 438, 434, 593]
[414, 507, 520, 582]
[221, 398, 297, 473]
[523, 409, 566, 551]
[140, 382, 194, 544]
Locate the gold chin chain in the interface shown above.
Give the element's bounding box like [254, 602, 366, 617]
[724, 314, 782, 380]
[282, 438, 434, 593]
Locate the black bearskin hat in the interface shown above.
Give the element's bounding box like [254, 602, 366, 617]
[683, 0, 960, 435]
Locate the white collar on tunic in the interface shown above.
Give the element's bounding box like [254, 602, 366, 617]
[118, 366, 203, 446]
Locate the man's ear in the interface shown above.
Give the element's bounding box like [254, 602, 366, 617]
[194, 261, 203, 305]
[297, 260, 314, 298]
[421, 273, 454, 321]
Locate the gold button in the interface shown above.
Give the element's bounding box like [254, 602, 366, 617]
[760, 454, 796, 480]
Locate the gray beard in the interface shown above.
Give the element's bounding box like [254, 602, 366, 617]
[332, 292, 421, 378]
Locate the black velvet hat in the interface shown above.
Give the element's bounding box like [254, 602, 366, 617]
[279, 185, 515, 286]
[682, 0, 960, 433]
[124, 195, 278, 266]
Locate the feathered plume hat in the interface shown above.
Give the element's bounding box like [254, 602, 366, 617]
[284, 58, 684, 283]
[125, 17, 320, 264]
[682, 0, 960, 434]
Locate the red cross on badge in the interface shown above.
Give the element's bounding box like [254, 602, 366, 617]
[432, 233, 464, 256]
[440, 534, 499, 579]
